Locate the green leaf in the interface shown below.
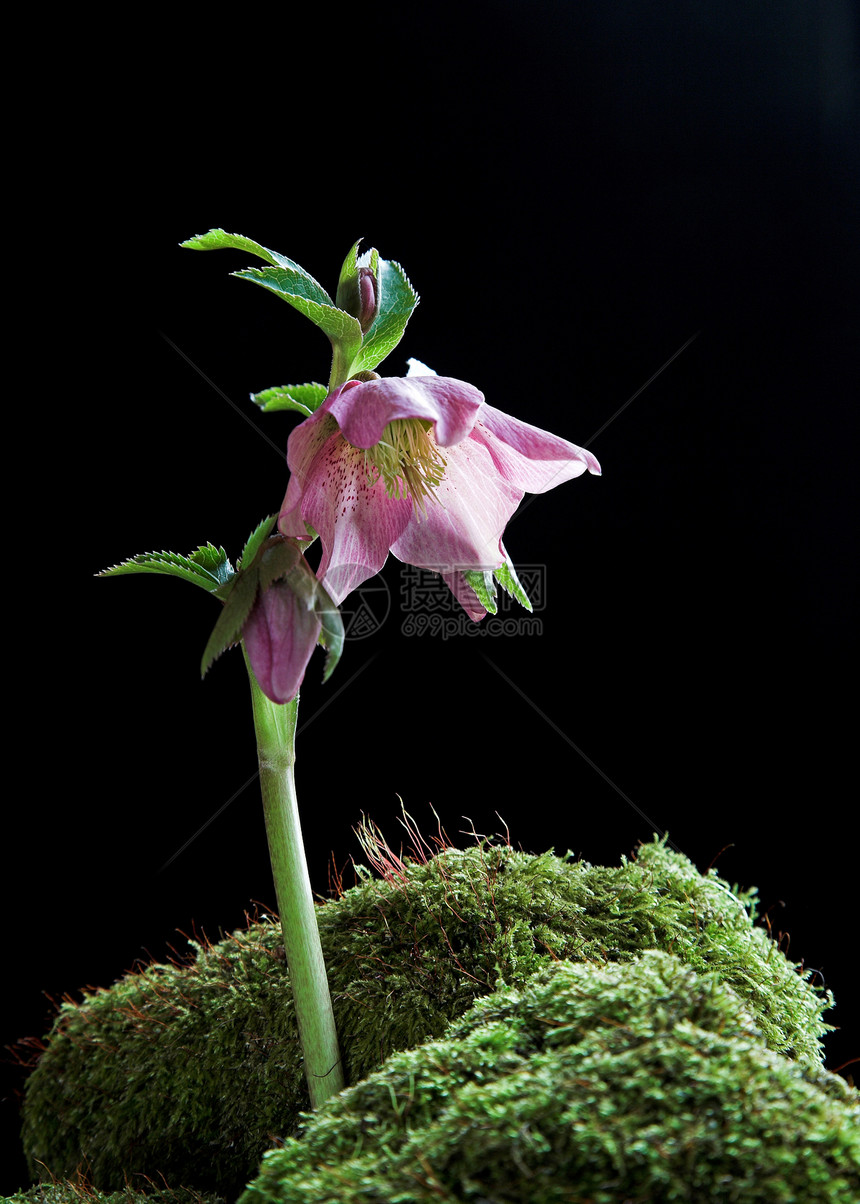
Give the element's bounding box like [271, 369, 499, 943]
[494, 546, 533, 612]
[181, 229, 333, 306]
[314, 579, 344, 683]
[335, 238, 362, 311]
[200, 569, 260, 678]
[463, 569, 498, 615]
[251, 383, 328, 416]
[353, 257, 419, 374]
[233, 266, 361, 344]
[257, 538, 306, 596]
[98, 547, 233, 593]
[239, 515, 278, 570]
[188, 543, 235, 585]
[335, 239, 380, 326]
[234, 266, 364, 386]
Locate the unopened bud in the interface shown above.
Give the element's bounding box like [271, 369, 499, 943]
[337, 263, 379, 334]
[356, 267, 378, 332]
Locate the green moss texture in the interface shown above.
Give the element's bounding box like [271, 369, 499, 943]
[242, 951, 860, 1204]
[3, 1187, 223, 1204]
[18, 837, 847, 1199]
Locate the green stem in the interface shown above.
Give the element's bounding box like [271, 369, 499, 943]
[328, 341, 355, 393]
[243, 646, 345, 1108]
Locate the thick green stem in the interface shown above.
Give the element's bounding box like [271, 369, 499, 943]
[243, 647, 345, 1108]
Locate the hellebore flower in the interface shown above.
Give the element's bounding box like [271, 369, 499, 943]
[242, 579, 321, 704]
[279, 360, 601, 618]
[238, 536, 343, 704]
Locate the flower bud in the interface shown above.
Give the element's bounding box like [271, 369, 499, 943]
[242, 576, 321, 704]
[337, 264, 379, 334]
[356, 266, 378, 332]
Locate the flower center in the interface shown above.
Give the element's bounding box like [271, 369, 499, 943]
[364, 418, 447, 511]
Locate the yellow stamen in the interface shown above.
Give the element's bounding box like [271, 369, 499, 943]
[364, 418, 447, 512]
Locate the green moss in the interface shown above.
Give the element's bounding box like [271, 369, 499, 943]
[19, 837, 840, 1197]
[3, 1187, 223, 1204]
[241, 952, 860, 1204]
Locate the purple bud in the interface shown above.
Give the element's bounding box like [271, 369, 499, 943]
[356, 266, 378, 333]
[242, 578, 321, 704]
[337, 262, 379, 334]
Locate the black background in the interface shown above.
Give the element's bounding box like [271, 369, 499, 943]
[4, 3, 857, 1192]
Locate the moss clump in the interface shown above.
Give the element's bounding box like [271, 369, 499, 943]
[241, 951, 860, 1204]
[3, 1187, 223, 1204]
[19, 837, 838, 1196]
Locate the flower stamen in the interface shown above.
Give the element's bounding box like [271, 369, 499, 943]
[364, 418, 447, 513]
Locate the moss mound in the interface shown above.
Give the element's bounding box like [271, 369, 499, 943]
[3, 1189, 222, 1204]
[19, 837, 838, 1197]
[242, 951, 860, 1204]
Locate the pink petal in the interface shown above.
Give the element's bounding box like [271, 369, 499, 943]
[391, 435, 519, 572]
[288, 433, 413, 605]
[279, 409, 340, 540]
[243, 582, 321, 704]
[326, 375, 484, 449]
[439, 570, 488, 621]
[471, 404, 601, 493]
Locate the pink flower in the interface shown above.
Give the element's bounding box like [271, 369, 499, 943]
[242, 580, 322, 703]
[239, 537, 342, 704]
[278, 360, 601, 619]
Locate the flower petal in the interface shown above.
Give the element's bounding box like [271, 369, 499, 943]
[471, 404, 601, 493]
[439, 569, 488, 621]
[282, 432, 413, 605]
[243, 582, 321, 704]
[279, 408, 339, 541]
[391, 435, 518, 573]
[326, 375, 484, 449]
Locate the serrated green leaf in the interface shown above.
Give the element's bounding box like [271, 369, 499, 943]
[98, 547, 233, 593]
[335, 240, 381, 328]
[353, 258, 419, 374]
[257, 538, 306, 597]
[463, 569, 498, 615]
[335, 238, 362, 311]
[200, 570, 260, 678]
[188, 543, 234, 585]
[314, 579, 344, 683]
[181, 229, 333, 306]
[233, 267, 361, 342]
[251, 383, 328, 416]
[234, 266, 363, 386]
[239, 515, 278, 571]
[495, 546, 533, 612]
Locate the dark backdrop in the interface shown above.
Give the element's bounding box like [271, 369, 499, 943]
[5, 3, 857, 1192]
